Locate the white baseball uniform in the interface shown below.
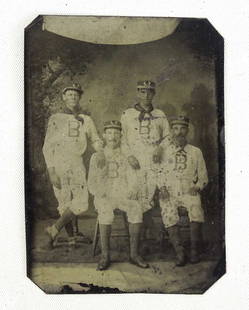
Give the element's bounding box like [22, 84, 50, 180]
[158, 143, 208, 228]
[88, 146, 143, 225]
[121, 107, 171, 211]
[43, 112, 103, 216]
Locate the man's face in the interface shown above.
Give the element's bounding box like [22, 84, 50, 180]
[137, 88, 155, 105]
[171, 124, 189, 146]
[62, 90, 81, 110]
[103, 128, 121, 149]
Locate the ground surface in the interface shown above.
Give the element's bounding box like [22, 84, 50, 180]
[31, 260, 219, 294]
[29, 213, 223, 294]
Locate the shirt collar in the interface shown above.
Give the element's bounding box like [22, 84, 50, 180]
[173, 143, 189, 153]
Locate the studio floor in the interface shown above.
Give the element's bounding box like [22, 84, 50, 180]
[29, 214, 224, 294]
[31, 260, 220, 294]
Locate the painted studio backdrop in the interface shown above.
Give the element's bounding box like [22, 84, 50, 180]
[25, 16, 224, 293]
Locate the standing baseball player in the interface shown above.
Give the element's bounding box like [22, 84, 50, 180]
[88, 120, 148, 270]
[42, 83, 104, 249]
[159, 116, 208, 266]
[121, 80, 171, 233]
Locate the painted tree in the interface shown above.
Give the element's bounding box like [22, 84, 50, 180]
[26, 19, 105, 218]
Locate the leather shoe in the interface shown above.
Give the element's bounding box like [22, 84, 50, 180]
[130, 255, 149, 268]
[97, 256, 110, 271]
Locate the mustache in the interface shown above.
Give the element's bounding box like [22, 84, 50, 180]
[173, 135, 187, 143]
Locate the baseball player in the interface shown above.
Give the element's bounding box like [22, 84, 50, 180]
[42, 83, 104, 250]
[120, 80, 171, 234]
[88, 120, 148, 270]
[158, 116, 208, 266]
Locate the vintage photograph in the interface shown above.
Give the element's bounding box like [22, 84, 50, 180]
[25, 15, 225, 294]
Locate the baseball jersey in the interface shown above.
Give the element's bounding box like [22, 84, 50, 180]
[88, 146, 139, 200]
[43, 112, 102, 169]
[159, 143, 208, 196]
[120, 107, 171, 165]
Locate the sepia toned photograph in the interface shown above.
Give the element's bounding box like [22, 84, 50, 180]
[25, 15, 225, 294]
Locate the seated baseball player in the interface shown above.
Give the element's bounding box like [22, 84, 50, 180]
[88, 120, 149, 270]
[158, 116, 208, 266]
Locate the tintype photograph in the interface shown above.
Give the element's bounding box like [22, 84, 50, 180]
[25, 15, 225, 294]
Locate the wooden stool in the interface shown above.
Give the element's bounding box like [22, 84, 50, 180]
[92, 210, 129, 257]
